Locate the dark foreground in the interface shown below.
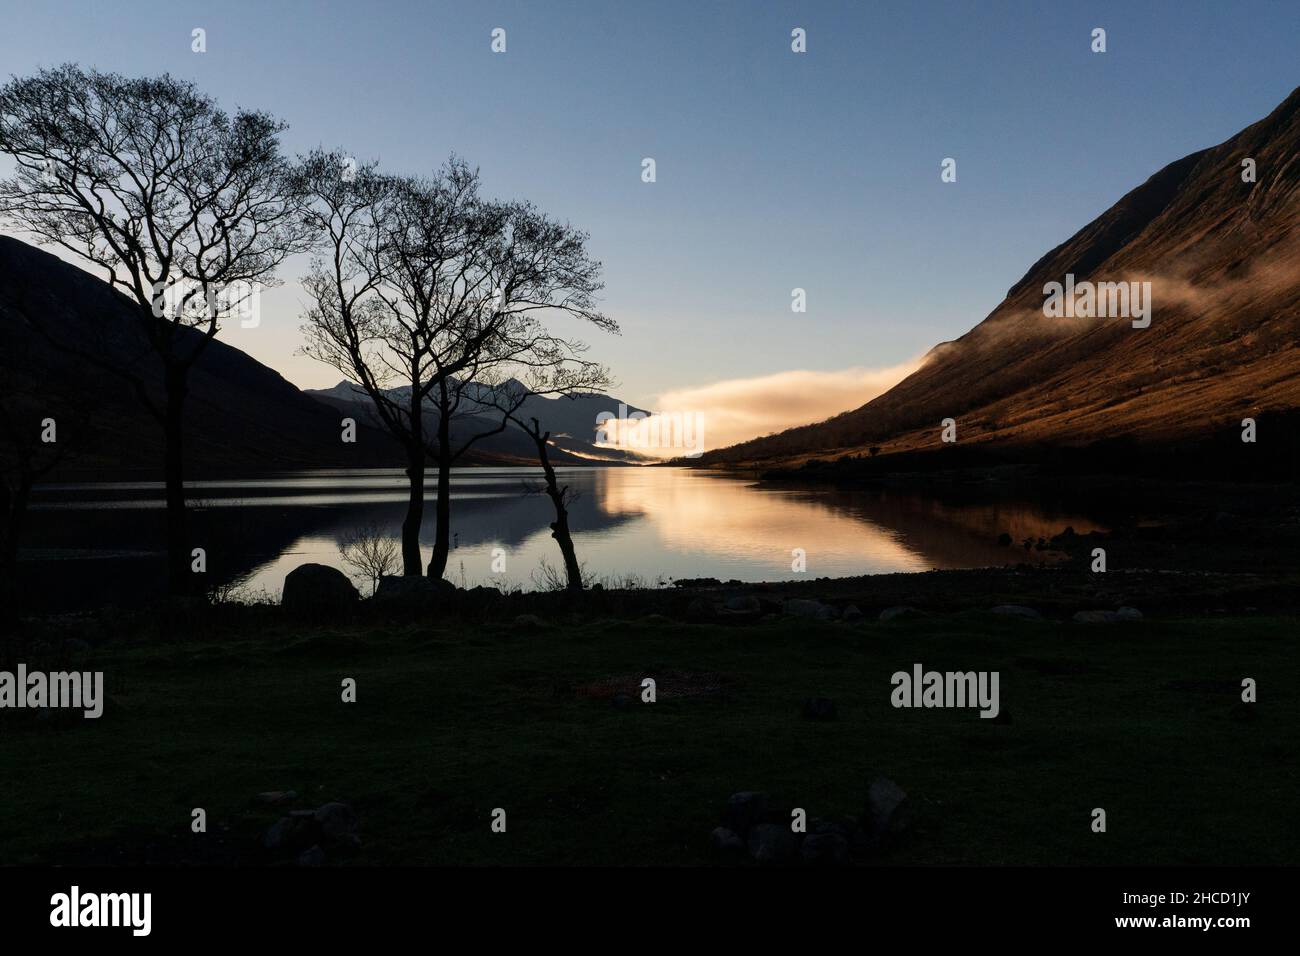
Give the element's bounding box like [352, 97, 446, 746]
[2, 564, 1295, 867]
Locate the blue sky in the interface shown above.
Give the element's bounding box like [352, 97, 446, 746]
[1, 0, 1296, 426]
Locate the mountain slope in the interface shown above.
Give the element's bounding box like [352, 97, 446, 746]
[0, 235, 404, 474]
[701, 86, 1300, 471]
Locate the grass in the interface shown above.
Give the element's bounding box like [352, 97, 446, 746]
[1, 608, 1295, 866]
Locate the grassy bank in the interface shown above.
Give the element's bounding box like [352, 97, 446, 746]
[2, 594, 1295, 866]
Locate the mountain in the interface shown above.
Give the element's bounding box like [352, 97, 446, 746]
[0, 235, 404, 475]
[699, 87, 1300, 476]
[304, 381, 651, 464]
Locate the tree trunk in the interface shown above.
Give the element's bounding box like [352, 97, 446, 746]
[401, 441, 425, 576]
[401, 390, 424, 575]
[533, 429, 583, 592]
[163, 363, 189, 596]
[426, 408, 452, 580]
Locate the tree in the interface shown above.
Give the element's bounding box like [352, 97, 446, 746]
[0, 65, 310, 594]
[339, 522, 400, 597]
[484, 371, 615, 593]
[299, 152, 616, 580]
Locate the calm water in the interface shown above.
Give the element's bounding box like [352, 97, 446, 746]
[25, 467, 1112, 603]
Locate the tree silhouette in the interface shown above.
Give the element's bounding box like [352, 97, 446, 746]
[0, 65, 310, 594]
[298, 151, 615, 580]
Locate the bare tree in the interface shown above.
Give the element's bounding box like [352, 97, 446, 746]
[339, 522, 400, 596]
[299, 152, 617, 581]
[485, 370, 615, 593]
[0, 65, 310, 594]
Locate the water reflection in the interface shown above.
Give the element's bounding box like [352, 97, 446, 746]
[22, 467, 1110, 605]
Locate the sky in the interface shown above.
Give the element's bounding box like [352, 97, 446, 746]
[1, 0, 1297, 447]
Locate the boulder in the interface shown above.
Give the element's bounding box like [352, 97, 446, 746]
[1073, 610, 1121, 623]
[841, 604, 864, 623]
[801, 831, 850, 866]
[296, 844, 327, 867]
[1117, 607, 1144, 621]
[784, 598, 836, 621]
[991, 605, 1042, 620]
[723, 791, 770, 836]
[374, 575, 455, 606]
[313, 802, 359, 842]
[282, 564, 359, 613]
[262, 815, 315, 852]
[512, 614, 546, 630]
[747, 824, 799, 865]
[879, 606, 921, 622]
[709, 826, 746, 853]
[723, 594, 760, 613]
[865, 776, 910, 841]
[253, 790, 298, 806]
[463, 585, 501, 605]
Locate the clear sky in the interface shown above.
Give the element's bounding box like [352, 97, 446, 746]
[1, 0, 1297, 433]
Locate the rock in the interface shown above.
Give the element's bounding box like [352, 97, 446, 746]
[464, 585, 501, 604]
[841, 604, 863, 623]
[991, 605, 1042, 620]
[512, 614, 546, 630]
[1073, 610, 1121, 623]
[296, 844, 326, 867]
[254, 790, 298, 806]
[784, 598, 836, 621]
[723, 791, 770, 836]
[747, 823, 799, 865]
[865, 776, 910, 841]
[709, 826, 746, 853]
[1117, 606, 1143, 621]
[801, 697, 837, 721]
[801, 831, 850, 866]
[313, 802, 358, 841]
[262, 815, 314, 852]
[282, 564, 359, 613]
[374, 575, 455, 606]
[879, 606, 920, 622]
[723, 594, 760, 613]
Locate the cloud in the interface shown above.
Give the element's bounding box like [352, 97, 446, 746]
[598, 360, 922, 458]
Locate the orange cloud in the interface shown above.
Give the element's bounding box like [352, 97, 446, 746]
[598, 361, 922, 458]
